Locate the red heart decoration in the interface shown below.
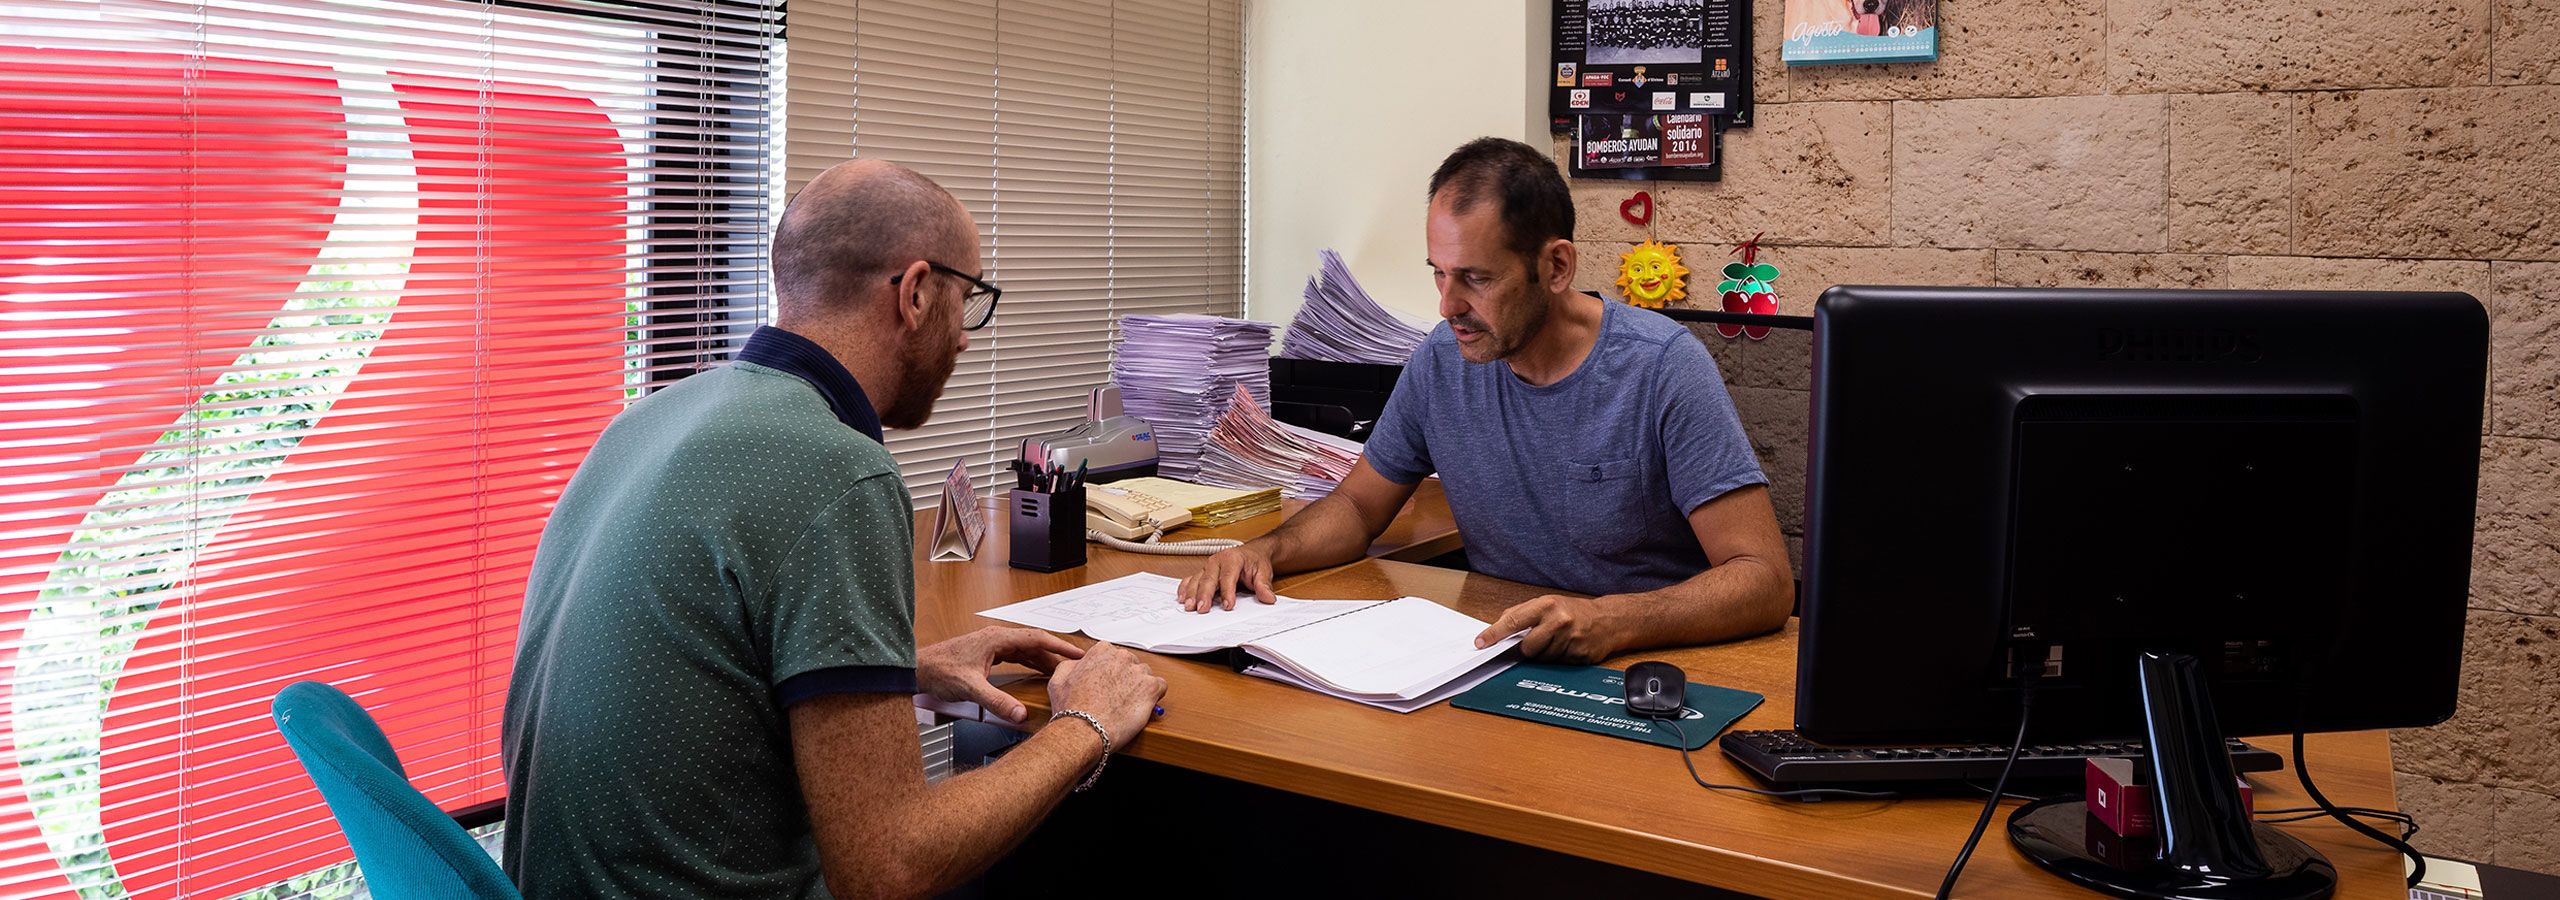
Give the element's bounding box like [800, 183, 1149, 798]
[1619, 191, 1653, 227]
[1718, 290, 1748, 338]
[1746, 292, 1778, 340]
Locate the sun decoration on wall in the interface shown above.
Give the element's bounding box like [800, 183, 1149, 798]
[1616, 239, 1689, 309]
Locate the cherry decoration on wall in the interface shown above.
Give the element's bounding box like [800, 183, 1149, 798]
[1717, 232, 1780, 340]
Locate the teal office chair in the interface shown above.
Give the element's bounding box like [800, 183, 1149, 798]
[272, 681, 521, 900]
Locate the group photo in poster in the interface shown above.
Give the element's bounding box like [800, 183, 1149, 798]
[1551, 0, 1751, 129]
[1585, 0, 1706, 64]
[1552, 0, 1743, 180]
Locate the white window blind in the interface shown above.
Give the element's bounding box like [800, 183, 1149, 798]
[0, 0, 777, 894]
[786, 0, 1246, 501]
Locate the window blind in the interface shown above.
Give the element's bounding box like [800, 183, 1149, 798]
[786, 0, 1246, 501]
[0, 0, 778, 895]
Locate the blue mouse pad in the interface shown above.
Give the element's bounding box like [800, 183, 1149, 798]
[1453, 662, 1762, 750]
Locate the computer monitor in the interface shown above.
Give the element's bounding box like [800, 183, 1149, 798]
[1796, 285, 2485, 896]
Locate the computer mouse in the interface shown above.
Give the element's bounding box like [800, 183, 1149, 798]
[1623, 660, 1686, 719]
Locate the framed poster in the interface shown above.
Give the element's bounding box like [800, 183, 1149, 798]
[1781, 0, 1939, 65]
[1568, 112, 1722, 182]
[1550, 0, 1753, 131]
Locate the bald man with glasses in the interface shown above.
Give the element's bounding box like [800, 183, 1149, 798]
[501, 159, 1166, 900]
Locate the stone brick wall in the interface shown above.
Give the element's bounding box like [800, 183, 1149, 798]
[1556, 0, 2559, 872]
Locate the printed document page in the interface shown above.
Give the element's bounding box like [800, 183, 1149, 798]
[980, 575, 1525, 710]
[977, 572, 1377, 655]
[1244, 656, 1515, 713]
[1242, 597, 1524, 700]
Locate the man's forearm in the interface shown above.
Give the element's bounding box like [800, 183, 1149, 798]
[871, 719, 1103, 897]
[1604, 555, 1792, 653]
[1249, 492, 1377, 574]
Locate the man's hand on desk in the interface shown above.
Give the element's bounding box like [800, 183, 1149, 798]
[916, 626, 1084, 724]
[1475, 594, 1628, 664]
[1176, 543, 1279, 612]
[1045, 641, 1169, 743]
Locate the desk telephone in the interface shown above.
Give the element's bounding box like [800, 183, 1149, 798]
[1021, 386, 1242, 557]
[1084, 484, 1239, 556]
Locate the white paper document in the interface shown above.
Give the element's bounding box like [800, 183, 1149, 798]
[1245, 655, 1515, 713]
[977, 573, 1376, 656]
[1239, 597, 1523, 700]
[977, 573, 1523, 711]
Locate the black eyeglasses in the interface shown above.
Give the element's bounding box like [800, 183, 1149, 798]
[890, 261, 1001, 331]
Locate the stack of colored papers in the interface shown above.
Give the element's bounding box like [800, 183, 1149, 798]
[1196, 385, 1364, 500]
[1277, 249, 1431, 365]
[1095, 476, 1281, 528]
[1109, 314, 1274, 480]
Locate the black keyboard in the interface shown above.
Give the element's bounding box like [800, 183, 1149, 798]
[1719, 729, 2285, 787]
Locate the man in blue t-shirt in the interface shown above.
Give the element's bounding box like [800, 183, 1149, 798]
[1176, 137, 1793, 663]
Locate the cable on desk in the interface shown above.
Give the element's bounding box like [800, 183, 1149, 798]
[1962, 777, 2045, 803]
[1935, 681, 2034, 900]
[2256, 806, 2418, 841]
[1660, 717, 1901, 802]
[2293, 730, 2425, 888]
[1086, 529, 1240, 555]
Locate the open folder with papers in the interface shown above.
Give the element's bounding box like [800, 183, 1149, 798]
[978, 573, 1523, 712]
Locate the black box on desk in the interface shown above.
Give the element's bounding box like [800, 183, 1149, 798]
[1267, 357, 1401, 442]
[1007, 486, 1085, 573]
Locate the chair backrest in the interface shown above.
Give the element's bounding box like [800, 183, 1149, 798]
[272, 681, 520, 900]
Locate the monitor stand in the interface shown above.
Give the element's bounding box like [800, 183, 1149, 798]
[2007, 651, 2337, 900]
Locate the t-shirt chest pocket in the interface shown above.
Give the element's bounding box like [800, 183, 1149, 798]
[1556, 456, 1647, 557]
[1570, 458, 1631, 483]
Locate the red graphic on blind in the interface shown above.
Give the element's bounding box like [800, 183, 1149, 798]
[0, 49, 349, 898]
[0, 46, 630, 897]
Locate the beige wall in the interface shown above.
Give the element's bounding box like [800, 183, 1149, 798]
[1548, 0, 2559, 873]
[1249, 0, 2556, 868]
[1245, 0, 1549, 327]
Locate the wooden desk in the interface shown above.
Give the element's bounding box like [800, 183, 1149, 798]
[913, 489, 2406, 898]
[913, 480, 1458, 644]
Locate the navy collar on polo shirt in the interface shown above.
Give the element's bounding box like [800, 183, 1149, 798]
[736, 325, 884, 444]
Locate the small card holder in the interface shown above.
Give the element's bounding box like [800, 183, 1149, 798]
[1007, 484, 1086, 573]
[929, 459, 986, 562]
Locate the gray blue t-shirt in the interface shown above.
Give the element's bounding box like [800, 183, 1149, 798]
[1363, 299, 1765, 597]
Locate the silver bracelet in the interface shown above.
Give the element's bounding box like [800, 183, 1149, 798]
[1049, 709, 1110, 792]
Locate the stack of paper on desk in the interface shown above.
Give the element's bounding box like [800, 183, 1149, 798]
[979, 573, 1523, 713]
[1196, 384, 1365, 500]
[1097, 476, 1280, 527]
[1110, 315, 1274, 481]
[1277, 249, 1431, 365]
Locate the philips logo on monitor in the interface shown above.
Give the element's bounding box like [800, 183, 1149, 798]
[2094, 327, 2263, 363]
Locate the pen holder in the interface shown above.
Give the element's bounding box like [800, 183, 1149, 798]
[1007, 485, 1086, 573]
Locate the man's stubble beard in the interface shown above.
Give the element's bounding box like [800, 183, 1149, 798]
[881, 309, 961, 430]
[1455, 283, 1551, 365]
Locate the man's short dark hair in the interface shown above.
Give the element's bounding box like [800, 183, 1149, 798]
[1426, 137, 1575, 265]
